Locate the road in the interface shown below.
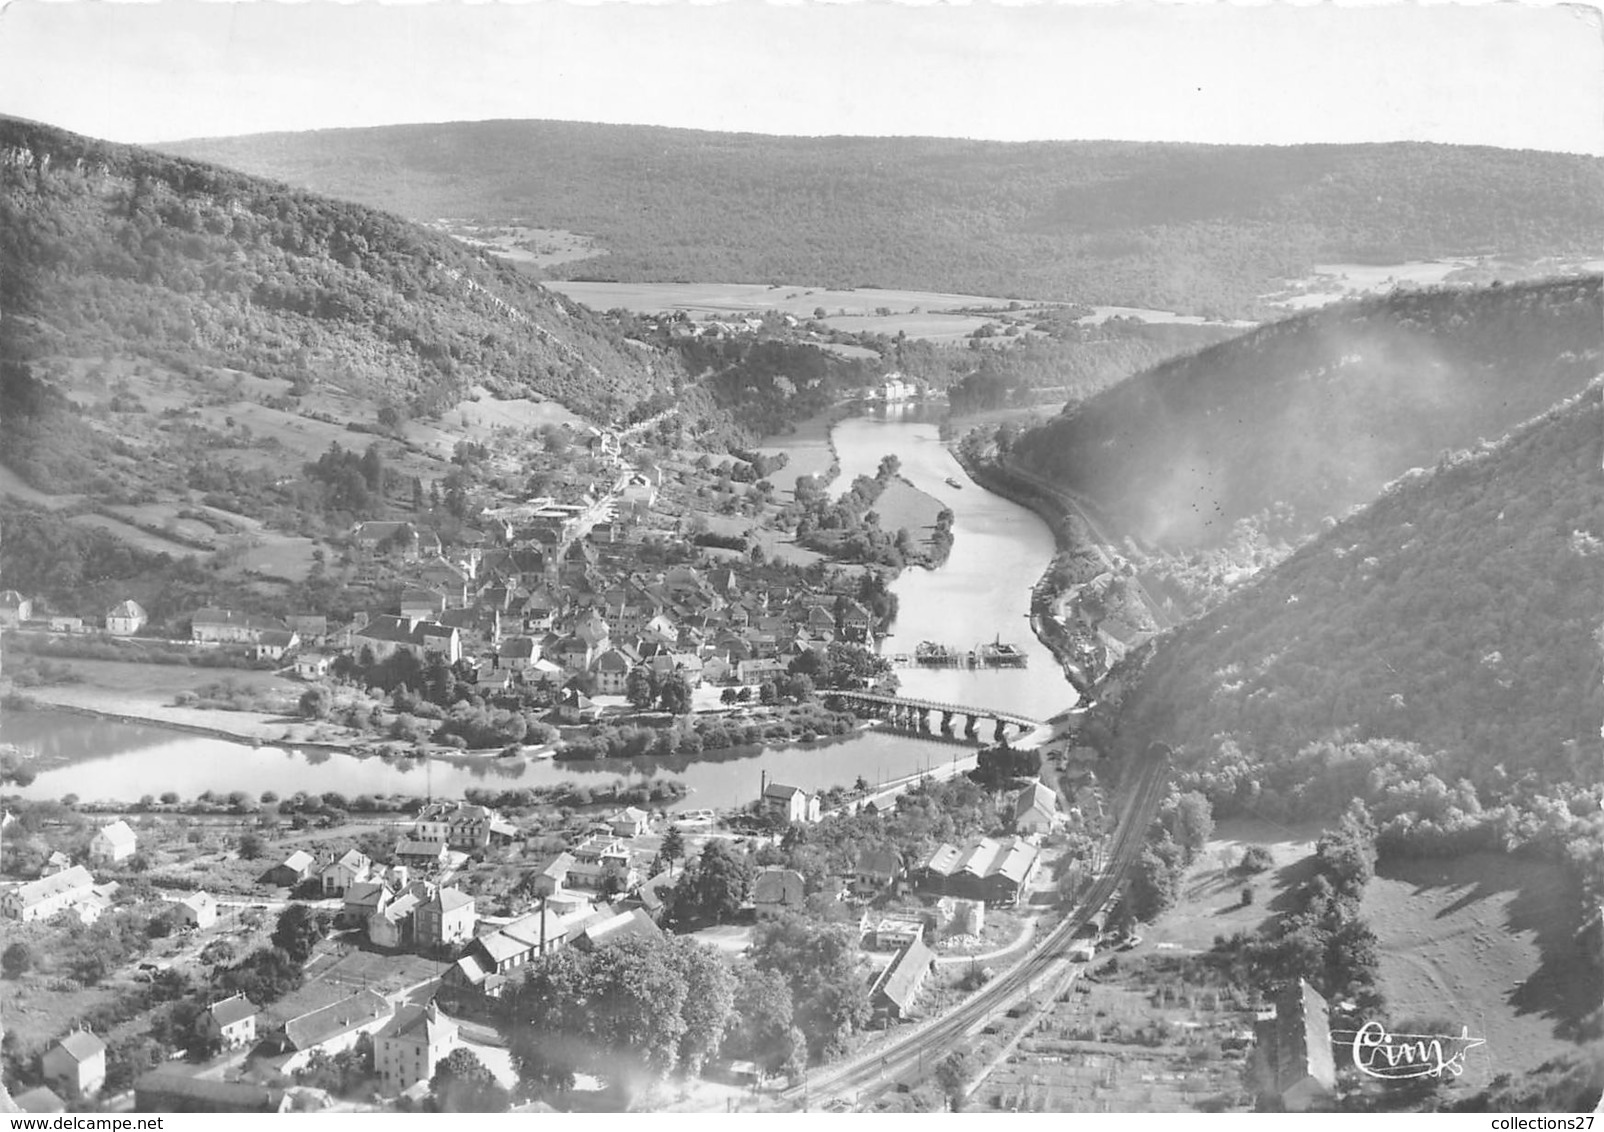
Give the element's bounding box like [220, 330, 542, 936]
[784, 741, 1172, 1110]
[997, 456, 1174, 632]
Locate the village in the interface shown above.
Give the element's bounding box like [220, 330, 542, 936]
[0, 739, 1109, 1113]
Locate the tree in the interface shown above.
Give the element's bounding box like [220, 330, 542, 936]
[935, 1049, 975, 1110]
[657, 671, 694, 715]
[675, 840, 754, 925]
[1163, 791, 1215, 865]
[298, 687, 330, 719]
[1238, 845, 1274, 874]
[237, 830, 269, 860]
[660, 824, 686, 867]
[625, 666, 656, 711]
[2, 941, 33, 978]
[270, 903, 330, 963]
[725, 962, 796, 1073]
[720, 687, 739, 705]
[430, 1047, 510, 1112]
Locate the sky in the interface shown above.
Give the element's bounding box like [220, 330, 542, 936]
[0, 0, 1599, 155]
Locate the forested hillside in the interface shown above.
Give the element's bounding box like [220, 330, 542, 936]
[0, 115, 673, 426]
[1009, 277, 1602, 548]
[164, 121, 1604, 314]
[1110, 382, 1603, 872]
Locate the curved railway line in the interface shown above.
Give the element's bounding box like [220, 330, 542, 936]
[785, 741, 1173, 1110]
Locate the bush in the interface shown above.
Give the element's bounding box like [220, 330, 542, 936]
[1237, 845, 1274, 874]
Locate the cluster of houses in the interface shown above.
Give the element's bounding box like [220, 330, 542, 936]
[0, 818, 222, 933]
[23, 990, 471, 1112]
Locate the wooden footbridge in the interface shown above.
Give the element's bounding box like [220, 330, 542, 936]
[825, 690, 1041, 745]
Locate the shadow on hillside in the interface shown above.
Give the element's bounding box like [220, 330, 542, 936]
[1376, 853, 1595, 1037]
[1506, 878, 1601, 1039]
[1265, 855, 1320, 916]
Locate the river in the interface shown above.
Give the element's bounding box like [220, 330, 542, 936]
[3, 405, 1071, 810]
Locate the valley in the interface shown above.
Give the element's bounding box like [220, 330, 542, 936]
[1, 113, 1600, 1117]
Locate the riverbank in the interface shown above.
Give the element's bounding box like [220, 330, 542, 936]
[755, 400, 855, 492]
[3, 665, 361, 752]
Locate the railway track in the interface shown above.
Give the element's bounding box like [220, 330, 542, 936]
[786, 742, 1172, 1110]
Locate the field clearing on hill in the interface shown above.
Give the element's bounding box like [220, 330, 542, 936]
[224, 529, 321, 579]
[821, 311, 1007, 344]
[548, 280, 1042, 319]
[1138, 818, 1325, 952]
[442, 386, 585, 434]
[0, 462, 76, 508]
[1360, 852, 1593, 1082]
[64, 511, 206, 557]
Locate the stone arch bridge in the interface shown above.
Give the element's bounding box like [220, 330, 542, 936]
[825, 690, 1041, 745]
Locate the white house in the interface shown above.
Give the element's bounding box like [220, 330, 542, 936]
[176, 890, 218, 930]
[105, 599, 147, 636]
[375, 1002, 459, 1096]
[89, 820, 137, 865]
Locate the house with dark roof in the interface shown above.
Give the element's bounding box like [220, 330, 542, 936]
[753, 868, 806, 917]
[11, 1085, 67, 1113]
[1253, 980, 1337, 1112]
[190, 608, 288, 645]
[532, 852, 575, 898]
[761, 782, 820, 824]
[916, 837, 1040, 906]
[376, 1002, 459, 1096]
[105, 599, 147, 636]
[869, 936, 936, 1022]
[340, 880, 393, 927]
[626, 871, 678, 924]
[262, 989, 392, 1071]
[416, 887, 476, 949]
[853, 847, 906, 897]
[268, 849, 316, 888]
[134, 1070, 287, 1113]
[196, 994, 259, 1050]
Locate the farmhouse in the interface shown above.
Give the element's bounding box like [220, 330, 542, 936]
[268, 849, 316, 888]
[2, 866, 95, 922]
[176, 890, 218, 929]
[259, 989, 392, 1072]
[1012, 782, 1060, 835]
[42, 1031, 106, 1100]
[190, 608, 288, 645]
[1253, 979, 1337, 1112]
[133, 1070, 287, 1114]
[869, 936, 935, 1022]
[375, 1002, 460, 1096]
[105, 599, 148, 636]
[416, 887, 476, 949]
[89, 819, 137, 865]
[319, 849, 373, 896]
[0, 590, 33, 626]
[196, 995, 259, 1050]
[752, 867, 806, 916]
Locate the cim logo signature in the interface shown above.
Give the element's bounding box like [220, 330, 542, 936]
[1344, 1020, 1487, 1081]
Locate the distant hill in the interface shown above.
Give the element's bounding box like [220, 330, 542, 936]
[162, 121, 1604, 314]
[0, 115, 672, 427]
[1008, 276, 1603, 548]
[1107, 381, 1603, 841]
